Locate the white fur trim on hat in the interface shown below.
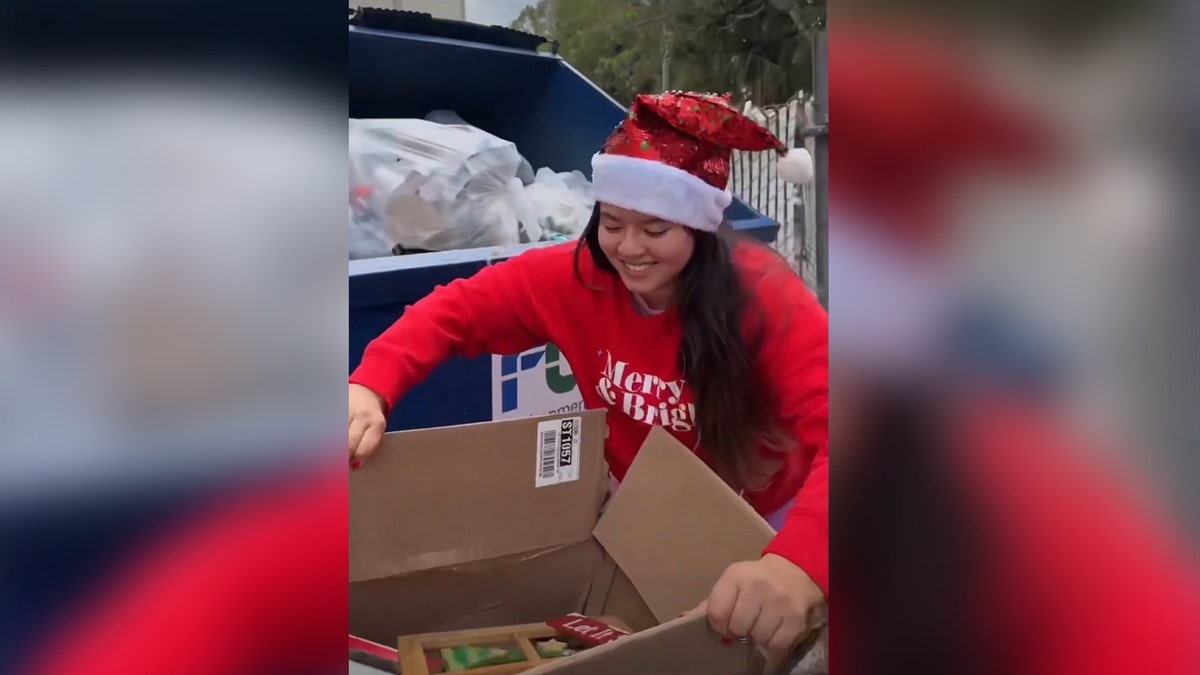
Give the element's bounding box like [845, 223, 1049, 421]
[591, 153, 731, 232]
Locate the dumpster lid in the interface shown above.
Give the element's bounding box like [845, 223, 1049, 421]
[349, 7, 555, 54]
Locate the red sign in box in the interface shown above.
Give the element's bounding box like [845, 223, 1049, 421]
[546, 614, 631, 647]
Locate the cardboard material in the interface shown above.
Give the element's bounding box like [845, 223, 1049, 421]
[593, 427, 777, 622]
[350, 543, 600, 640]
[350, 410, 775, 674]
[349, 413, 608, 583]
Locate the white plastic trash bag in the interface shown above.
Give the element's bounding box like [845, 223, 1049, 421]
[349, 117, 597, 257]
[349, 201, 395, 260]
[423, 109, 536, 185]
[349, 118, 540, 254]
[524, 167, 595, 239]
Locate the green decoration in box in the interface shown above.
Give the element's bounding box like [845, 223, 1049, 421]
[440, 645, 527, 672]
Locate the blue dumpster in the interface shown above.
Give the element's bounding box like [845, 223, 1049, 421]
[349, 12, 780, 432]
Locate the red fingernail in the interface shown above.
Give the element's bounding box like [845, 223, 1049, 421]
[351, 461, 362, 470]
[720, 637, 733, 645]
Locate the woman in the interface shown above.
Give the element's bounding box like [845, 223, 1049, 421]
[348, 91, 827, 653]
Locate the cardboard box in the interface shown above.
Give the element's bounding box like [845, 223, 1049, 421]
[350, 410, 777, 675]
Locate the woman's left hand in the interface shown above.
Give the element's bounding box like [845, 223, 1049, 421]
[691, 553, 825, 653]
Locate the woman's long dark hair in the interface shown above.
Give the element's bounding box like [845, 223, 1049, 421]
[573, 204, 794, 489]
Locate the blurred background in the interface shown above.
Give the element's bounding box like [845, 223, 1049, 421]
[823, 1, 1200, 674]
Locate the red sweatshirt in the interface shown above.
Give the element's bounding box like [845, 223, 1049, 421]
[350, 241, 829, 596]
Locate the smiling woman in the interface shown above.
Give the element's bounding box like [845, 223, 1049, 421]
[574, 200, 792, 490]
[594, 204, 696, 310]
[349, 90, 826, 654]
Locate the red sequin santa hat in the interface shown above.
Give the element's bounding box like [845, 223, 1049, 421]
[592, 91, 812, 233]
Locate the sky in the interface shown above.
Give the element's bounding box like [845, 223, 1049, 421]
[463, 0, 536, 28]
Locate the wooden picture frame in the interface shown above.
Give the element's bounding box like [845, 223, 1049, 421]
[397, 617, 631, 675]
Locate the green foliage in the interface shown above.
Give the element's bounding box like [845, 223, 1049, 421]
[511, 0, 826, 106]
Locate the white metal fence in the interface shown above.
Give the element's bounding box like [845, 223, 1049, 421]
[729, 94, 819, 290]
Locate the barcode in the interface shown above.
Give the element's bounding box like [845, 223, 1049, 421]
[539, 429, 558, 479]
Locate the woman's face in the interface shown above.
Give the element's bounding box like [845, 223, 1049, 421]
[596, 203, 695, 309]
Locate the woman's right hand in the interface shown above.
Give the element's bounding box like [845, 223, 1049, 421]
[349, 383, 388, 468]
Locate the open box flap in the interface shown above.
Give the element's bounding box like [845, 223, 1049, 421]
[350, 411, 608, 583]
[524, 613, 764, 675]
[591, 427, 777, 622]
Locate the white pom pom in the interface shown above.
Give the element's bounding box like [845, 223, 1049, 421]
[778, 147, 814, 184]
